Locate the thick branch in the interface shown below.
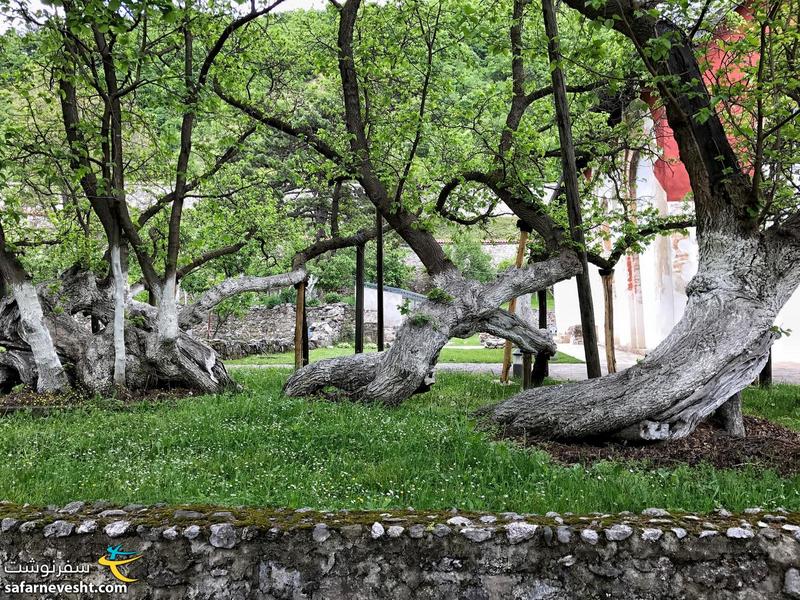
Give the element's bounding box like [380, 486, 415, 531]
[179, 270, 306, 328]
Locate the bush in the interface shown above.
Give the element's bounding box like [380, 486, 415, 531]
[324, 292, 343, 304]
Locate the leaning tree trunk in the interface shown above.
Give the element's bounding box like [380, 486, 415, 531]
[284, 251, 582, 405]
[483, 230, 800, 440]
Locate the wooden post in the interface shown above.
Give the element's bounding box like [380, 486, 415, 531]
[355, 243, 364, 354]
[542, 0, 602, 379]
[376, 209, 385, 351]
[294, 280, 305, 370]
[522, 353, 532, 389]
[600, 269, 617, 374]
[500, 223, 531, 383]
[759, 350, 772, 388]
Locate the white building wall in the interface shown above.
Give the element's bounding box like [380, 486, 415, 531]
[553, 155, 799, 366]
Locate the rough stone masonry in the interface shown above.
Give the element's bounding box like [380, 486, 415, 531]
[0, 502, 799, 599]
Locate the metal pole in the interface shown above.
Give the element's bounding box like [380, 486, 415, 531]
[355, 243, 364, 354]
[376, 209, 384, 351]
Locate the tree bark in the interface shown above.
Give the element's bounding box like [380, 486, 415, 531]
[110, 242, 127, 387]
[285, 250, 582, 404]
[714, 392, 746, 438]
[0, 229, 69, 394]
[483, 231, 800, 440]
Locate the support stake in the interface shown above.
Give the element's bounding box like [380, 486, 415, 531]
[355, 243, 365, 354]
[501, 222, 531, 383]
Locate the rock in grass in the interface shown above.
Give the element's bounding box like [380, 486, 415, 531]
[461, 528, 492, 543]
[1, 518, 19, 533]
[387, 526, 404, 538]
[671, 528, 688, 540]
[642, 508, 670, 518]
[20, 521, 39, 533]
[174, 509, 204, 520]
[784, 569, 800, 599]
[183, 525, 201, 540]
[433, 524, 451, 538]
[59, 501, 85, 515]
[726, 527, 754, 539]
[76, 520, 97, 535]
[581, 529, 599, 545]
[641, 528, 663, 542]
[312, 524, 330, 543]
[408, 525, 425, 539]
[162, 526, 179, 540]
[447, 516, 472, 527]
[556, 526, 572, 544]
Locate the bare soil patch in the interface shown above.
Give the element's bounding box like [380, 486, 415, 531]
[506, 416, 800, 476]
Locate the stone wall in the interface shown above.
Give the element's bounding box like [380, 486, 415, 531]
[0, 502, 798, 599]
[190, 303, 356, 359]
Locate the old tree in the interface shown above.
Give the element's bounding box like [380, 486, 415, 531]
[1, 0, 798, 444]
[0, 0, 382, 394]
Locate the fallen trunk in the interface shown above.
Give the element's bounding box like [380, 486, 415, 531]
[482, 231, 800, 440]
[284, 251, 582, 404]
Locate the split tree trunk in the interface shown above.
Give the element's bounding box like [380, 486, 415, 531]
[483, 231, 800, 440]
[0, 268, 308, 396]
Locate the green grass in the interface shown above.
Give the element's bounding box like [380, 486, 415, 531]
[226, 345, 582, 366]
[742, 384, 800, 430]
[0, 370, 797, 514]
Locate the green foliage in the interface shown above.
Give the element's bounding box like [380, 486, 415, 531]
[409, 313, 433, 327]
[427, 288, 454, 303]
[308, 240, 413, 293]
[444, 232, 495, 283]
[323, 292, 343, 304]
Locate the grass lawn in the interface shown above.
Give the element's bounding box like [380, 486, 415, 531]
[0, 370, 796, 514]
[226, 345, 583, 366]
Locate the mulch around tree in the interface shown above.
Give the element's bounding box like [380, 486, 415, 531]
[505, 416, 800, 476]
[0, 387, 197, 415]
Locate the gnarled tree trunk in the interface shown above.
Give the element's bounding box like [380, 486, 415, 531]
[284, 251, 581, 404]
[0, 267, 307, 396]
[483, 230, 800, 440]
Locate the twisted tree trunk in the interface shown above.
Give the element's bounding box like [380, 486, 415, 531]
[483, 230, 800, 440]
[284, 251, 581, 404]
[0, 267, 307, 396]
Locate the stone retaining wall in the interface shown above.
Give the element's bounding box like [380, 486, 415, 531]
[0, 502, 798, 599]
[190, 303, 356, 359]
